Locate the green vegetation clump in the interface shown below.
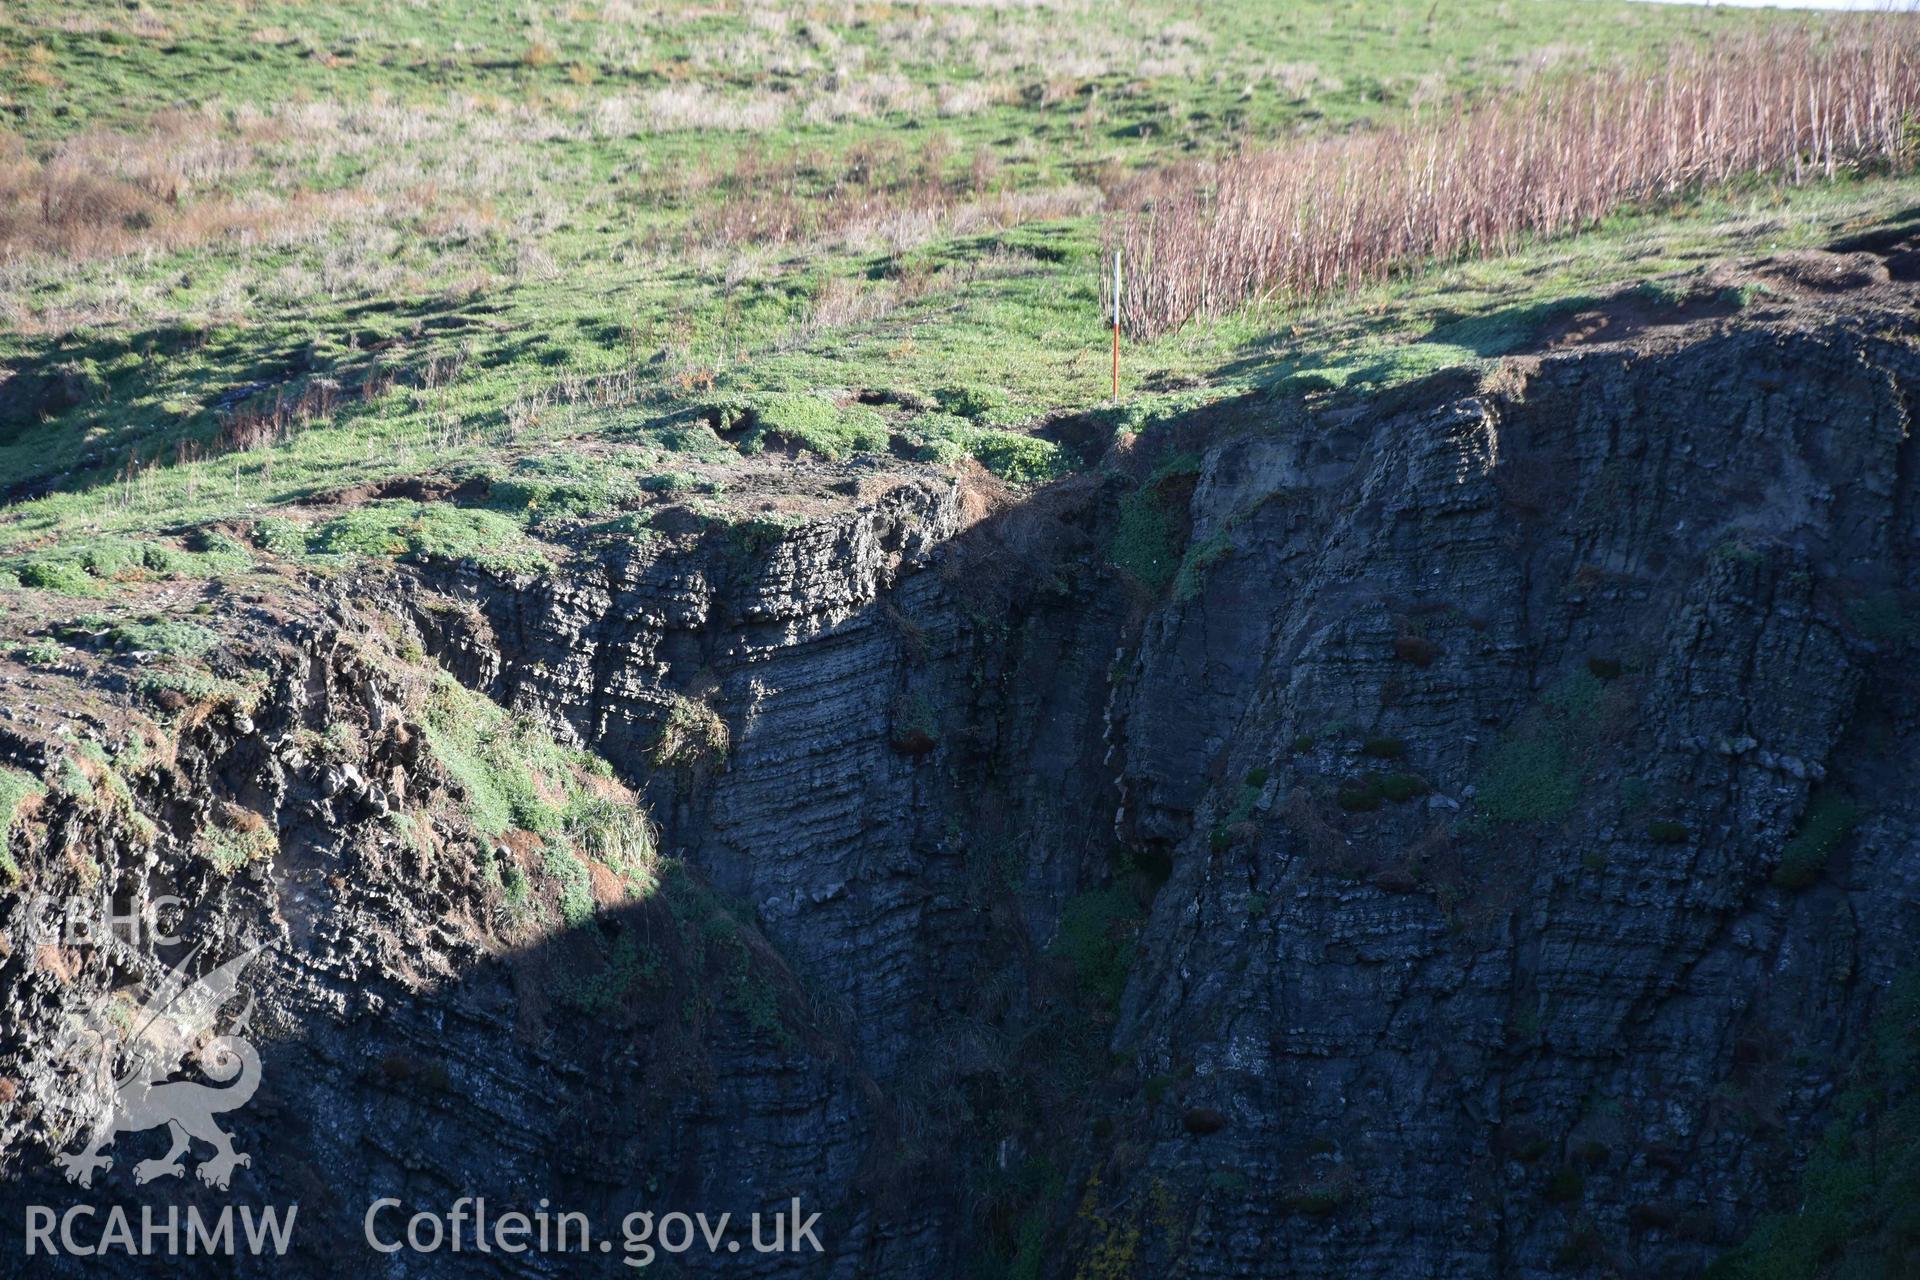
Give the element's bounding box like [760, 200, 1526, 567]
[179, 530, 255, 572]
[9, 639, 63, 666]
[564, 795, 657, 891]
[1707, 971, 1920, 1280]
[1619, 777, 1652, 814]
[1338, 772, 1428, 810]
[499, 860, 531, 908]
[420, 674, 658, 925]
[1337, 778, 1385, 813]
[910, 417, 1067, 486]
[729, 393, 889, 461]
[557, 934, 662, 1016]
[935, 385, 1024, 425]
[250, 516, 312, 557]
[1545, 1165, 1586, 1204]
[889, 692, 939, 754]
[1174, 527, 1235, 602]
[0, 767, 46, 870]
[543, 845, 596, 928]
[1281, 1169, 1359, 1217]
[3, 535, 252, 596]
[1050, 886, 1145, 1008]
[724, 933, 786, 1042]
[1111, 488, 1182, 594]
[56, 614, 218, 659]
[966, 430, 1065, 485]
[309, 502, 546, 575]
[1846, 590, 1916, 646]
[650, 694, 731, 770]
[422, 675, 573, 838]
[483, 453, 643, 523]
[1377, 773, 1431, 803]
[640, 471, 715, 496]
[1773, 791, 1862, 890]
[650, 422, 734, 462]
[195, 805, 278, 875]
[138, 666, 248, 705]
[1471, 671, 1606, 826]
[1475, 737, 1580, 825]
[1109, 454, 1203, 593]
[8, 558, 97, 595]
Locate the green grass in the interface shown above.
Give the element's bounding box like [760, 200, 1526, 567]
[751, 393, 888, 459]
[1648, 818, 1691, 845]
[418, 672, 659, 916]
[1708, 971, 1920, 1280]
[1050, 885, 1145, 1009]
[0, 0, 1889, 596]
[543, 844, 597, 928]
[649, 693, 730, 770]
[53, 613, 218, 658]
[138, 665, 250, 706]
[1377, 773, 1430, 803]
[2, 532, 252, 594]
[2, 176, 1916, 595]
[1846, 590, 1918, 646]
[1110, 454, 1201, 593]
[1475, 735, 1582, 825]
[196, 816, 277, 875]
[1774, 791, 1862, 890]
[1174, 526, 1236, 602]
[1338, 771, 1430, 811]
[1110, 486, 1182, 593]
[0, 766, 45, 860]
[307, 501, 547, 574]
[0, 0, 1774, 151]
[557, 933, 662, 1016]
[422, 673, 585, 839]
[905, 414, 1069, 486]
[481, 453, 649, 525]
[1471, 672, 1607, 826]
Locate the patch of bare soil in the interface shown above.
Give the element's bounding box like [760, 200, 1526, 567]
[1539, 289, 1742, 351]
[297, 472, 488, 510]
[1745, 248, 1891, 296]
[1519, 231, 1920, 362]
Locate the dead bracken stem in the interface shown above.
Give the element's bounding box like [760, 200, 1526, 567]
[1106, 20, 1920, 338]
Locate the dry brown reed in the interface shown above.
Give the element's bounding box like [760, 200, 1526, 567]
[1108, 20, 1920, 338]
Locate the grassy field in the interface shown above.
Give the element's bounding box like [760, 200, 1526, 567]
[0, 0, 1909, 582]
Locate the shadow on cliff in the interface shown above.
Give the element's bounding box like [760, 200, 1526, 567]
[3, 459, 1186, 1278]
[5, 870, 890, 1278]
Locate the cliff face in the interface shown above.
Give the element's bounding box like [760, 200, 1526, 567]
[1, 257, 1916, 1278]
[1103, 315, 1919, 1277]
